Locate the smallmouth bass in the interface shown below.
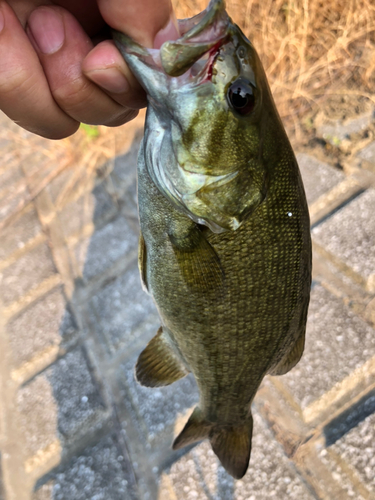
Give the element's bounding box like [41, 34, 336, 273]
[114, 0, 312, 479]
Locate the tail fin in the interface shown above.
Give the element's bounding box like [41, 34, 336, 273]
[210, 415, 253, 479]
[173, 407, 253, 479]
[173, 407, 211, 450]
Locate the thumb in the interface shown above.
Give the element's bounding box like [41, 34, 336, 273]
[97, 0, 179, 48]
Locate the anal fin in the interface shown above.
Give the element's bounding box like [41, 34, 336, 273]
[269, 330, 305, 376]
[135, 327, 189, 387]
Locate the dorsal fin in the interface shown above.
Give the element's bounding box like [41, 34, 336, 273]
[135, 327, 189, 387]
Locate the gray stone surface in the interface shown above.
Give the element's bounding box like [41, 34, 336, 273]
[296, 153, 344, 205]
[17, 347, 106, 455]
[0, 242, 57, 305]
[331, 411, 375, 493]
[119, 352, 198, 444]
[282, 284, 375, 408]
[59, 184, 116, 239]
[33, 434, 138, 500]
[88, 264, 157, 354]
[7, 286, 76, 367]
[0, 453, 5, 500]
[0, 205, 41, 261]
[74, 214, 138, 281]
[167, 412, 315, 500]
[312, 188, 375, 281]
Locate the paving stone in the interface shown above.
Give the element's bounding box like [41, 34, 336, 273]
[88, 263, 157, 353]
[0, 205, 41, 261]
[282, 284, 375, 409]
[165, 412, 314, 500]
[17, 347, 106, 456]
[7, 286, 77, 367]
[296, 153, 345, 205]
[33, 434, 138, 500]
[59, 183, 116, 238]
[74, 214, 138, 281]
[0, 453, 5, 500]
[357, 140, 375, 165]
[312, 188, 375, 284]
[330, 411, 375, 493]
[0, 242, 57, 305]
[119, 351, 198, 444]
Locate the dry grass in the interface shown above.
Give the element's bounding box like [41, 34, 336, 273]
[174, 0, 375, 137]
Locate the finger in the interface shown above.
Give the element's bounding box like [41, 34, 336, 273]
[0, 1, 79, 139]
[82, 40, 147, 109]
[27, 6, 135, 127]
[97, 0, 179, 48]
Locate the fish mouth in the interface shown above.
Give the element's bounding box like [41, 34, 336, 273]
[113, 0, 231, 88]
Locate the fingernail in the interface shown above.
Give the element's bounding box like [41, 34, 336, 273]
[28, 7, 64, 54]
[86, 67, 130, 94]
[154, 14, 180, 49]
[0, 9, 5, 34]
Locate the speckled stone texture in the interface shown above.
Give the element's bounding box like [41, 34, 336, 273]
[88, 264, 157, 353]
[0, 242, 57, 305]
[33, 434, 138, 500]
[0, 206, 41, 261]
[282, 284, 375, 408]
[296, 153, 345, 205]
[17, 347, 107, 456]
[312, 188, 375, 284]
[7, 286, 76, 367]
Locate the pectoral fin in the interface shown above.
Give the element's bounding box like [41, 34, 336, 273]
[169, 225, 225, 293]
[135, 327, 189, 387]
[269, 330, 305, 376]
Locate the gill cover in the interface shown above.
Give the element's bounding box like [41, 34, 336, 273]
[113, 0, 268, 232]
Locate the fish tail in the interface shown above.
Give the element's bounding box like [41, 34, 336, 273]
[173, 407, 211, 450]
[173, 408, 253, 479]
[210, 415, 253, 479]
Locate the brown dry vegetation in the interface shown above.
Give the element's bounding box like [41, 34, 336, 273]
[174, 0, 375, 136]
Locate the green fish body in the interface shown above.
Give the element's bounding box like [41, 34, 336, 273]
[114, 0, 311, 479]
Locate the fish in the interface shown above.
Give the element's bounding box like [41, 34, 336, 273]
[113, 0, 312, 480]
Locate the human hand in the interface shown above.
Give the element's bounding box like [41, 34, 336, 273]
[0, 0, 179, 139]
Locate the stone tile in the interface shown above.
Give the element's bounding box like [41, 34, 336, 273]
[0, 164, 23, 198]
[74, 215, 138, 281]
[7, 286, 77, 367]
[296, 153, 345, 205]
[312, 188, 375, 284]
[282, 284, 375, 409]
[45, 348, 106, 438]
[165, 412, 314, 500]
[88, 264, 157, 353]
[17, 347, 106, 456]
[357, 140, 375, 165]
[33, 434, 138, 500]
[0, 453, 5, 500]
[330, 411, 375, 493]
[0, 205, 41, 261]
[119, 352, 198, 443]
[0, 242, 57, 305]
[59, 183, 116, 238]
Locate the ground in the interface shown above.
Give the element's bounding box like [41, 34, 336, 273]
[0, 101, 375, 500]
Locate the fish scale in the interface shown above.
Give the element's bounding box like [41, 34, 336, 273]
[114, 0, 311, 479]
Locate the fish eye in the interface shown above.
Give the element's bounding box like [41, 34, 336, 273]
[227, 79, 256, 116]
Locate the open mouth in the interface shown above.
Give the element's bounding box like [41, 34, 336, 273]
[113, 0, 230, 85]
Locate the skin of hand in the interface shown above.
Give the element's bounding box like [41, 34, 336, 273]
[0, 0, 179, 139]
